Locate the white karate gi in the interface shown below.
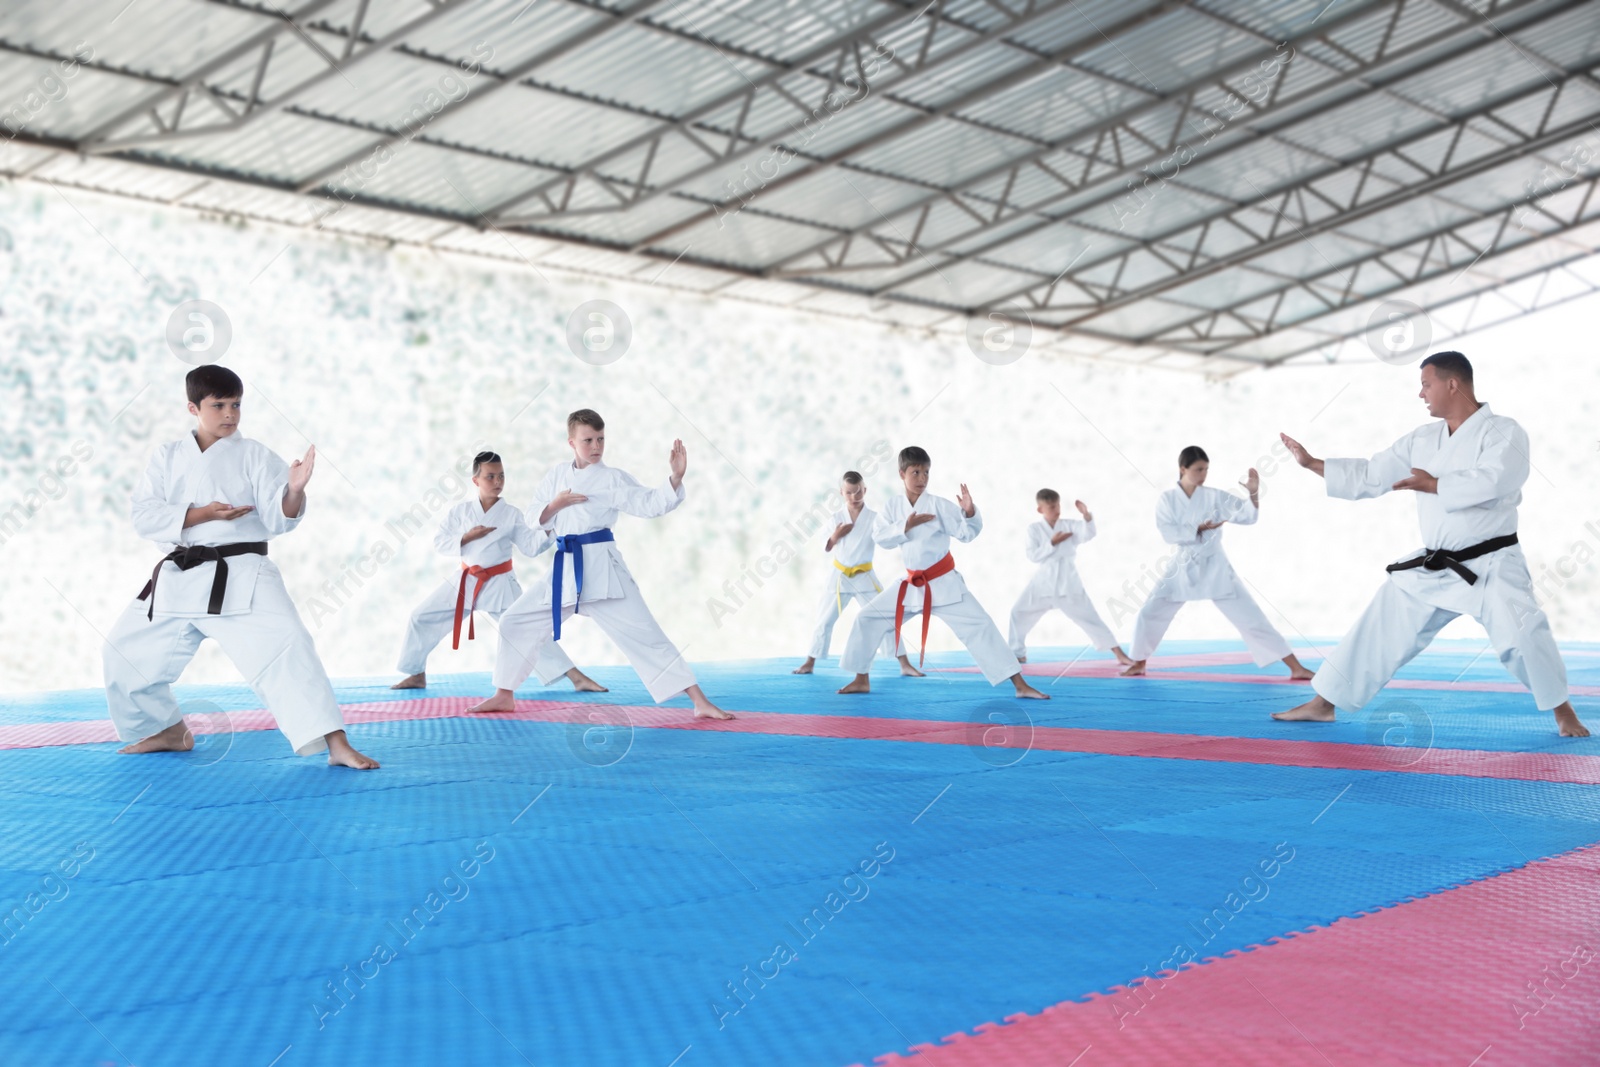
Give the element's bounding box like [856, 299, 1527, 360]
[838, 492, 1020, 685]
[803, 506, 903, 661]
[1129, 483, 1292, 666]
[395, 498, 576, 678]
[102, 431, 346, 756]
[493, 459, 696, 703]
[1313, 404, 1568, 711]
[1008, 516, 1120, 657]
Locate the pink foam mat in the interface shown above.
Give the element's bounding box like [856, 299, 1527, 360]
[9, 698, 1600, 784]
[848, 843, 1600, 1067]
[939, 660, 1600, 698]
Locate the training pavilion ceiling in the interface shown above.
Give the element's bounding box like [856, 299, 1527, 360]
[2, 0, 1599, 374]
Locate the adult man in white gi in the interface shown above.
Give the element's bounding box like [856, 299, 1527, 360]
[1276, 352, 1588, 737]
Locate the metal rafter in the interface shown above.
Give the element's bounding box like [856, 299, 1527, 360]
[759, 0, 1445, 281]
[816, 0, 1588, 300]
[290, 0, 685, 194]
[1277, 254, 1600, 366]
[1004, 61, 1600, 335]
[70, 0, 345, 147]
[83, 0, 478, 154]
[484, 0, 1148, 227]
[1145, 165, 1600, 357]
[602, 0, 1202, 245]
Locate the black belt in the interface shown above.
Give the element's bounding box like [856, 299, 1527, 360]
[138, 543, 268, 619]
[1385, 533, 1517, 586]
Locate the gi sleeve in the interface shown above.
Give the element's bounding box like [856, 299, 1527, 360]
[944, 497, 983, 543]
[129, 444, 187, 544]
[508, 508, 554, 557]
[1221, 491, 1259, 526]
[1325, 431, 1415, 501]
[251, 446, 302, 536]
[434, 506, 467, 556]
[874, 502, 910, 549]
[607, 468, 685, 519]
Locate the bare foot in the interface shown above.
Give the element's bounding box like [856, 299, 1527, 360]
[1016, 654, 1028, 664]
[469, 689, 517, 713]
[792, 658, 816, 675]
[118, 720, 194, 754]
[1273, 695, 1336, 722]
[391, 673, 426, 690]
[897, 656, 925, 678]
[566, 668, 608, 693]
[838, 674, 871, 695]
[687, 684, 734, 720]
[1120, 661, 1147, 677]
[1011, 675, 1050, 699]
[1283, 654, 1315, 681]
[326, 729, 379, 769]
[1113, 646, 1134, 667]
[1554, 702, 1591, 738]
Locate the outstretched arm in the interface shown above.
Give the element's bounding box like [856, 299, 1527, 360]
[1289, 430, 1415, 501]
[607, 464, 685, 519]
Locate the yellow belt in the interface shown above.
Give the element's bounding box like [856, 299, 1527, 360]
[833, 560, 881, 613]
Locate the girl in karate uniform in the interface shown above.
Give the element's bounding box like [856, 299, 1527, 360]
[1121, 446, 1314, 680]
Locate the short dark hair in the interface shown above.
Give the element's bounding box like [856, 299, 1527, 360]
[841, 470, 864, 485]
[186, 365, 243, 405]
[1036, 488, 1060, 505]
[473, 451, 502, 475]
[567, 408, 604, 434]
[1420, 350, 1473, 386]
[1178, 445, 1209, 469]
[898, 446, 931, 472]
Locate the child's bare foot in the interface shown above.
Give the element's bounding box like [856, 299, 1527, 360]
[391, 673, 426, 690]
[792, 658, 816, 675]
[469, 689, 517, 713]
[1554, 702, 1590, 738]
[687, 684, 734, 720]
[1283, 654, 1315, 681]
[1120, 660, 1146, 677]
[1011, 674, 1050, 699]
[118, 720, 193, 754]
[566, 668, 608, 692]
[1016, 653, 1028, 664]
[326, 729, 380, 769]
[1273, 695, 1336, 722]
[1113, 646, 1134, 667]
[838, 674, 871, 694]
[897, 655, 925, 678]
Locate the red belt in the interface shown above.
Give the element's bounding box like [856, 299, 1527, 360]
[895, 553, 955, 669]
[454, 560, 514, 649]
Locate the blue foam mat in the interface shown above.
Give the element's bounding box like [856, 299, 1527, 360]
[1, 641, 1597, 1066]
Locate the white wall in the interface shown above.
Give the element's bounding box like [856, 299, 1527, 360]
[3, 182, 1598, 693]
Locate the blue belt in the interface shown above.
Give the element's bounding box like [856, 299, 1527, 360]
[552, 529, 615, 639]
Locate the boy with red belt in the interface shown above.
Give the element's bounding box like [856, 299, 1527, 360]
[392, 450, 604, 693]
[837, 446, 1047, 699]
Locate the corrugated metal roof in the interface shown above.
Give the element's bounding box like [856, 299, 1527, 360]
[0, 0, 1595, 372]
